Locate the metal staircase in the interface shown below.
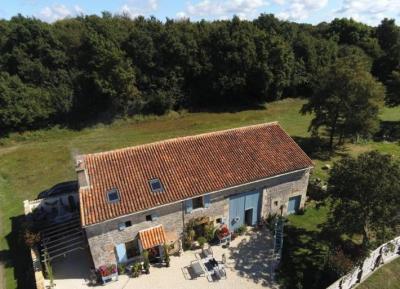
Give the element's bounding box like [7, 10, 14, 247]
[273, 217, 284, 259]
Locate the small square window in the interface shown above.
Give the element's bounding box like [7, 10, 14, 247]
[125, 221, 132, 227]
[216, 218, 223, 224]
[274, 201, 279, 206]
[149, 179, 163, 193]
[192, 196, 204, 210]
[145, 214, 159, 221]
[107, 188, 120, 203]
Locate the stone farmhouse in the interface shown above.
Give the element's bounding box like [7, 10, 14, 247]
[76, 122, 313, 268]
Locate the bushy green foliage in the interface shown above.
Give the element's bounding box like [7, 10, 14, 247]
[0, 14, 398, 134]
[0, 72, 54, 132]
[327, 151, 400, 250]
[302, 54, 385, 148]
[197, 236, 206, 248]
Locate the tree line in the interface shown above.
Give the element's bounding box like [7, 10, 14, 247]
[0, 13, 399, 134]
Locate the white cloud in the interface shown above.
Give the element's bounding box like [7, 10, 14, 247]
[335, 0, 400, 25]
[276, 0, 328, 21]
[39, 4, 84, 22]
[180, 0, 268, 20]
[120, 0, 159, 18]
[176, 11, 187, 19]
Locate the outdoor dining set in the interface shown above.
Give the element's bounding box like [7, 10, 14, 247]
[185, 246, 227, 282]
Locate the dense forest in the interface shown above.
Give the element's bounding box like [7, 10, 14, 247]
[0, 13, 399, 134]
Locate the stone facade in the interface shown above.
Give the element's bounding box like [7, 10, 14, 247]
[85, 202, 183, 267]
[261, 169, 310, 217]
[85, 168, 310, 268]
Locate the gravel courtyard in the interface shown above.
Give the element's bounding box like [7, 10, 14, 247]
[50, 228, 279, 289]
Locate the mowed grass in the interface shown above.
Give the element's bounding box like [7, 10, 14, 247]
[0, 98, 399, 289]
[357, 258, 400, 289]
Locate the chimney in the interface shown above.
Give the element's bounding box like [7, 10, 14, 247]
[75, 155, 90, 188]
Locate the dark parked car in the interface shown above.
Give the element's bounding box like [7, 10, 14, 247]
[37, 181, 78, 199]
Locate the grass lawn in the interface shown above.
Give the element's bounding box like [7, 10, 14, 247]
[0, 98, 399, 289]
[357, 257, 400, 289]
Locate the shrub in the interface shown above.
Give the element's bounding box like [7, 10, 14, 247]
[326, 249, 355, 279]
[204, 223, 217, 242]
[236, 224, 247, 235]
[163, 243, 170, 267]
[117, 263, 126, 274]
[142, 250, 150, 274]
[23, 229, 40, 248]
[131, 263, 142, 278]
[197, 236, 207, 248]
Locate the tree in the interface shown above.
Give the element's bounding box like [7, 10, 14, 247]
[374, 19, 400, 106]
[301, 55, 384, 149]
[76, 31, 142, 117]
[386, 69, 400, 106]
[0, 72, 54, 133]
[327, 151, 400, 251]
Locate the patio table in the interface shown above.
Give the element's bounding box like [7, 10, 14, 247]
[190, 261, 206, 277]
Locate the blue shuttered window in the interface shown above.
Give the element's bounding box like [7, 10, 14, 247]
[115, 243, 127, 263]
[152, 213, 160, 221]
[118, 223, 126, 231]
[204, 194, 211, 208]
[185, 199, 193, 213]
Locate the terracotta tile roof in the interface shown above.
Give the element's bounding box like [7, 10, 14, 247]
[79, 122, 313, 226]
[139, 225, 167, 249]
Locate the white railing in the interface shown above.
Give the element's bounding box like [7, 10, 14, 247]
[326, 236, 400, 289]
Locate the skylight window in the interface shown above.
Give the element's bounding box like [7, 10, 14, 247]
[149, 179, 163, 193]
[107, 188, 120, 203]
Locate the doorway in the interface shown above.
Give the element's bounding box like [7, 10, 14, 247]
[244, 208, 253, 226]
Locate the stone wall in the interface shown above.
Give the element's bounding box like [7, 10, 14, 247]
[261, 169, 310, 217]
[85, 202, 183, 268]
[85, 168, 311, 268]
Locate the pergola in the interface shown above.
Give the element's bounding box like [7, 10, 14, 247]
[40, 214, 87, 263]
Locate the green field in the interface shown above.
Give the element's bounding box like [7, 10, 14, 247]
[357, 258, 400, 289]
[0, 98, 399, 289]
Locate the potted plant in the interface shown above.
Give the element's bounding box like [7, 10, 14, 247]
[237, 224, 247, 236]
[142, 250, 150, 274]
[117, 263, 126, 275]
[197, 236, 206, 249]
[163, 243, 170, 267]
[98, 264, 118, 283]
[131, 262, 142, 278]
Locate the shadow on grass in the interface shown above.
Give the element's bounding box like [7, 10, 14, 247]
[374, 121, 400, 142]
[292, 136, 336, 161]
[277, 225, 335, 289]
[1, 215, 36, 289]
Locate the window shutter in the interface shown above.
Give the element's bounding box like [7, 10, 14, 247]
[115, 243, 127, 263]
[152, 213, 159, 221]
[118, 223, 126, 231]
[185, 199, 193, 213]
[204, 194, 211, 208]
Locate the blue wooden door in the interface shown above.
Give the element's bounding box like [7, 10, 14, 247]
[244, 191, 260, 226]
[115, 243, 127, 263]
[287, 195, 301, 214]
[229, 194, 245, 231]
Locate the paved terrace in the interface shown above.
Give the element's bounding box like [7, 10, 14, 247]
[48, 229, 279, 289]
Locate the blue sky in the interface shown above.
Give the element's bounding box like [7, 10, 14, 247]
[1, 0, 400, 25]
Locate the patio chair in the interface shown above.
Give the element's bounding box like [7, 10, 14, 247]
[202, 245, 213, 259]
